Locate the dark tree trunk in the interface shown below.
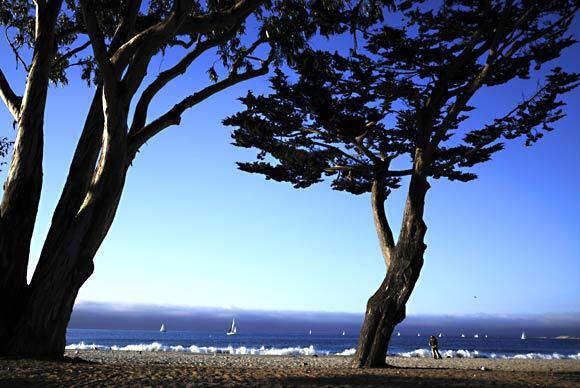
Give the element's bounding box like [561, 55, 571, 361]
[37, 88, 104, 267]
[0, 0, 263, 356]
[353, 173, 430, 368]
[0, 1, 63, 349]
[1, 6, 144, 355]
[5, 189, 124, 355]
[2, 97, 128, 356]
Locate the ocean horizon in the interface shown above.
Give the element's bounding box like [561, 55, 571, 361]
[66, 328, 580, 360]
[66, 303, 580, 360]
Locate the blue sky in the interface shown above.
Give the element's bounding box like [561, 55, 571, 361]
[0, 14, 578, 317]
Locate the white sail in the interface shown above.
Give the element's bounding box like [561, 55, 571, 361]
[342, 330, 346, 336]
[438, 333, 442, 338]
[461, 333, 465, 338]
[227, 319, 237, 335]
[521, 332, 526, 340]
[397, 332, 401, 337]
[160, 324, 166, 332]
[309, 329, 312, 335]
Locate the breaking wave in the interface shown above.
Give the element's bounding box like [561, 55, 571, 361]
[66, 342, 326, 355]
[65, 343, 580, 360]
[394, 348, 580, 360]
[66, 342, 109, 350]
[336, 348, 357, 356]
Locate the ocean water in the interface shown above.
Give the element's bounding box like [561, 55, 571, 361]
[66, 329, 580, 359]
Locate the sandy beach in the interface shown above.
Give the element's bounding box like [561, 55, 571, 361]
[0, 350, 578, 386]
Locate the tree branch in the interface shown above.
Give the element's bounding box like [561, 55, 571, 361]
[462, 81, 553, 159]
[387, 169, 413, 177]
[435, 2, 577, 153]
[119, 0, 195, 101]
[371, 178, 395, 267]
[0, 68, 21, 120]
[0, 0, 63, 297]
[4, 28, 30, 72]
[80, 0, 117, 89]
[424, 1, 514, 160]
[111, 0, 263, 83]
[35, 2, 144, 287]
[129, 27, 239, 135]
[229, 35, 267, 76]
[53, 41, 91, 69]
[324, 166, 411, 176]
[109, 0, 143, 54]
[354, 137, 382, 164]
[128, 56, 273, 158]
[498, 7, 578, 63]
[176, 0, 264, 36]
[309, 139, 365, 165]
[50, 0, 264, 53]
[324, 165, 365, 173]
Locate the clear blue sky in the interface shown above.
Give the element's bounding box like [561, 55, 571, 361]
[0, 16, 578, 317]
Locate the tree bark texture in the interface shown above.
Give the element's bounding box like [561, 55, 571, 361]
[353, 172, 430, 368]
[0, 0, 266, 356]
[0, 1, 63, 348]
[3, 96, 129, 355]
[35, 87, 104, 280]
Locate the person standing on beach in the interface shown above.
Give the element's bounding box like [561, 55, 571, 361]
[429, 335, 442, 359]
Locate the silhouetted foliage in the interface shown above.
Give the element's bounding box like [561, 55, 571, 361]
[0, 137, 9, 171]
[225, 0, 579, 367]
[0, 0, 397, 357]
[0, 0, 394, 86]
[226, 0, 579, 197]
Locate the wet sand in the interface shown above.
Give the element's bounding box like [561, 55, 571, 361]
[0, 350, 578, 386]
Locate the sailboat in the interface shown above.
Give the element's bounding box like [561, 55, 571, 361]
[521, 332, 526, 340]
[227, 319, 237, 336]
[417, 333, 420, 337]
[342, 330, 346, 336]
[474, 334, 479, 338]
[485, 334, 488, 338]
[309, 329, 312, 335]
[461, 333, 465, 338]
[159, 323, 166, 332]
[438, 333, 443, 338]
[397, 332, 401, 337]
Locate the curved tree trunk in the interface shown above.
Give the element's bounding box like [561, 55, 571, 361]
[0, 1, 141, 356]
[3, 93, 129, 355]
[3, 2, 145, 355]
[353, 173, 430, 368]
[5, 187, 125, 355]
[0, 1, 63, 349]
[0, 0, 264, 356]
[36, 88, 104, 270]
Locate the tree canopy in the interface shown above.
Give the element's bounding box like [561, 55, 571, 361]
[225, 0, 579, 368]
[0, 0, 397, 158]
[0, 0, 394, 87]
[225, 0, 579, 197]
[0, 0, 401, 356]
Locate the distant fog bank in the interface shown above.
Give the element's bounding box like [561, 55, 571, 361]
[69, 302, 580, 338]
